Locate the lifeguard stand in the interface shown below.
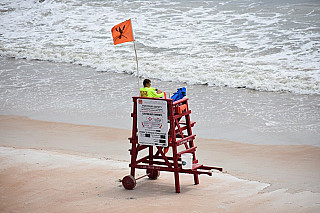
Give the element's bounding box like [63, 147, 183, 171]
[122, 97, 222, 193]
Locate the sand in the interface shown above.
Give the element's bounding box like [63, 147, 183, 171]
[0, 115, 320, 212]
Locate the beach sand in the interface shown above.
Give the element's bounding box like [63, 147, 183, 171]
[0, 115, 320, 212]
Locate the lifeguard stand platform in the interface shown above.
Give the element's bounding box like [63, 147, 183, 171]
[122, 96, 222, 193]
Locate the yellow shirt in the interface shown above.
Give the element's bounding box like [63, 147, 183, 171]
[140, 87, 164, 98]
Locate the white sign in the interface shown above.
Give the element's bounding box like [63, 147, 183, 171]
[137, 98, 168, 147]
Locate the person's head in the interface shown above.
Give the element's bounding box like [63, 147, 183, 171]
[143, 79, 151, 87]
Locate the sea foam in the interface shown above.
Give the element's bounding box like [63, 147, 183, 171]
[0, 0, 319, 94]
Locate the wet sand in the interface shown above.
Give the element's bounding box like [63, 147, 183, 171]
[0, 115, 320, 212]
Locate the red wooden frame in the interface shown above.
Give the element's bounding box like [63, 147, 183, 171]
[123, 96, 222, 193]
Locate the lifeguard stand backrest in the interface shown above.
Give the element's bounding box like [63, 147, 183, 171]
[132, 96, 189, 119]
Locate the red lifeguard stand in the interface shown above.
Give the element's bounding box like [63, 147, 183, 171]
[122, 96, 222, 193]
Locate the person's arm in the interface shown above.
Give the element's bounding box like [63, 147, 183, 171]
[156, 89, 163, 94]
[150, 89, 164, 98]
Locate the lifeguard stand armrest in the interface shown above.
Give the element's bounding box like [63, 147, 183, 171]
[173, 97, 189, 105]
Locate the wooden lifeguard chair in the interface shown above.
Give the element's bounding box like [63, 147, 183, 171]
[122, 96, 222, 193]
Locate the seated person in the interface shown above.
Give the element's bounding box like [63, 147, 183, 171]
[140, 79, 164, 98]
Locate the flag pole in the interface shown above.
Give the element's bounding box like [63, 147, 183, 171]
[133, 40, 139, 94]
[130, 19, 140, 94]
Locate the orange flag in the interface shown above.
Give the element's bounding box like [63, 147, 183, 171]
[111, 19, 134, 45]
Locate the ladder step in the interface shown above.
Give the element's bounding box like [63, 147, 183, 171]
[173, 110, 191, 120]
[175, 122, 196, 134]
[176, 135, 196, 146]
[178, 146, 197, 156]
[179, 121, 196, 127]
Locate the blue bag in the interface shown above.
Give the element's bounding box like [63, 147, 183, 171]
[170, 87, 186, 101]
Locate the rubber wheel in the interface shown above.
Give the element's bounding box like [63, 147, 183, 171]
[147, 169, 160, 180]
[122, 175, 136, 190]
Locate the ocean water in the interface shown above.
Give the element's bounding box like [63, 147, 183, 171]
[0, 0, 320, 146]
[1, 57, 319, 146]
[0, 0, 319, 94]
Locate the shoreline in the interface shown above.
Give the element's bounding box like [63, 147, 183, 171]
[1, 115, 319, 191]
[1, 57, 320, 147]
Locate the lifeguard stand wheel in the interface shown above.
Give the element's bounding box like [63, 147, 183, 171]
[147, 169, 160, 180]
[122, 175, 136, 190]
[122, 97, 222, 193]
